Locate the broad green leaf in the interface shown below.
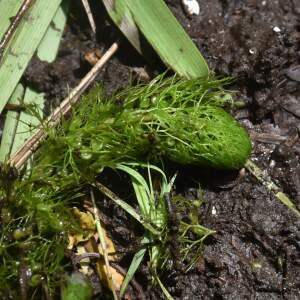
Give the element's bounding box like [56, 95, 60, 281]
[0, 1, 67, 165]
[0, 0, 62, 114]
[102, 0, 208, 79]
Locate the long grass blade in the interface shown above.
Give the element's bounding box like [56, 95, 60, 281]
[116, 164, 151, 215]
[0, 84, 24, 161]
[245, 159, 300, 218]
[37, 0, 69, 63]
[102, 0, 208, 78]
[93, 181, 161, 236]
[10, 87, 44, 157]
[156, 275, 174, 300]
[0, 0, 62, 114]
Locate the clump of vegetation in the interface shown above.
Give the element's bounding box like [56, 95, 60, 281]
[33, 75, 251, 180]
[0, 164, 81, 299]
[0, 75, 251, 298]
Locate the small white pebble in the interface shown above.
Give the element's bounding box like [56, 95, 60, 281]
[212, 206, 217, 216]
[269, 160, 276, 168]
[249, 48, 255, 55]
[182, 0, 200, 16]
[262, 1, 267, 6]
[273, 26, 281, 33]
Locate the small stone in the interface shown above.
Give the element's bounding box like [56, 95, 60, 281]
[212, 206, 217, 215]
[269, 160, 276, 168]
[182, 0, 200, 16]
[273, 26, 281, 33]
[249, 48, 255, 55]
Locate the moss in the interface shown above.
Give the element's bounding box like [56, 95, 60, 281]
[34, 75, 251, 176]
[0, 75, 251, 297]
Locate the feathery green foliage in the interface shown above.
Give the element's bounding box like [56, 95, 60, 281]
[0, 164, 81, 298]
[0, 75, 251, 298]
[32, 75, 251, 180]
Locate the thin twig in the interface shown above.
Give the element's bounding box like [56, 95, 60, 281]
[90, 189, 119, 300]
[249, 132, 287, 145]
[81, 0, 96, 34]
[0, 0, 36, 62]
[245, 159, 300, 218]
[8, 42, 118, 169]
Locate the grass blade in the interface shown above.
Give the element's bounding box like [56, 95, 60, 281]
[156, 275, 174, 300]
[0, 0, 62, 114]
[93, 181, 161, 236]
[116, 164, 151, 215]
[245, 159, 300, 218]
[10, 87, 44, 157]
[102, 0, 209, 78]
[119, 237, 148, 298]
[37, 0, 69, 63]
[0, 84, 24, 161]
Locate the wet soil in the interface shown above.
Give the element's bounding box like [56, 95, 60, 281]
[23, 0, 300, 299]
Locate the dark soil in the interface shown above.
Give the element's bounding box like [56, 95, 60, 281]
[23, 0, 300, 299]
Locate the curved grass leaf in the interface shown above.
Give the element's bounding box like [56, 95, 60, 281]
[102, 0, 209, 79]
[119, 237, 148, 298]
[0, 84, 24, 161]
[37, 0, 69, 63]
[0, 0, 62, 114]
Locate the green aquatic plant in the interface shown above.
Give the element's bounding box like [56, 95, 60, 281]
[32, 75, 251, 180]
[0, 165, 81, 299]
[0, 75, 251, 298]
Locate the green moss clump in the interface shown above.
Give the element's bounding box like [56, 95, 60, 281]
[0, 166, 81, 299]
[34, 75, 251, 176]
[0, 75, 251, 297]
[158, 105, 251, 168]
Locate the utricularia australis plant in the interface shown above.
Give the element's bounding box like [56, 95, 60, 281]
[0, 74, 251, 298]
[34, 74, 251, 178]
